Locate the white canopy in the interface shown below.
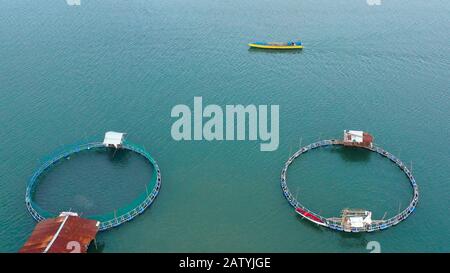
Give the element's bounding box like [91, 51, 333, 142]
[363, 211, 372, 225]
[103, 131, 126, 147]
[344, 130, 364, 143]
[349, 217, 364, 228]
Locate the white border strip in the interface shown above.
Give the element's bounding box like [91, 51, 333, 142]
[43, 215, 69, 253]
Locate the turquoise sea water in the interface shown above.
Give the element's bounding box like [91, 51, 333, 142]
[0, 0, 449, 252]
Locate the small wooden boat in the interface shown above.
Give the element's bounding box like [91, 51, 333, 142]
[248, 41, 303, 49]
[295, 207, 327, 226]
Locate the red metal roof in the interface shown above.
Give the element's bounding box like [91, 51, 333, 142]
[363, 133, 374, 143]
[20, 215, 99, 253]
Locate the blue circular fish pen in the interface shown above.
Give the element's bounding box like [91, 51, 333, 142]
[25, 139, 161, 231]
[280, 138, 419, 232]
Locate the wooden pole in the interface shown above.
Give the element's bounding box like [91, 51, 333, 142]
[381, 211, 387, 221]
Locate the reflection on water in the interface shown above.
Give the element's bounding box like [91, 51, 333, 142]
[88, 240, 105, 253]
[332, 146, 372, 162]
[105, 147, 132, 163]
[295, 214, 325, 233]
[73, 194, 95, 211]
[247, 48, 304, 55]
[337, 232, 371, 251]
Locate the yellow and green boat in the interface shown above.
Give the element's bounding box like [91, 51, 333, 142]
[248, 41, 303, 49]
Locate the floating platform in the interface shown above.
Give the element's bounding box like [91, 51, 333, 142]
[25, 132, 162, 231]
[20, 212, 99, 253]
[280, 130, 419, 233]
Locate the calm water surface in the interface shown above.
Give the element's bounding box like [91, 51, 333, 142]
[0, 0, 449, 252]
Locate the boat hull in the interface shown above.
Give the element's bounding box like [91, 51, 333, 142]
[295, 207, 328, 227]
[248, 43, 303, 50]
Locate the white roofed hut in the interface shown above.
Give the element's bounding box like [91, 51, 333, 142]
[103, 131, 126, 148]
[340, 209, 373, 231]
[343, 130, 374, 148]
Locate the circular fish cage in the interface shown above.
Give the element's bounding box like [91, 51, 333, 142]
[280, 138, 419, 232]
[25, 140, 161, 231]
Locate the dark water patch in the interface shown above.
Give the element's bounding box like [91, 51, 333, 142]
[332, 146, 372, 162]
[33, 147, 153, 216]
[286, 146, 412, 219]
[88, 241, 105, 253]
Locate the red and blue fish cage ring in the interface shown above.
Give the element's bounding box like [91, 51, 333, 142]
[280, 132, 419, 232]
[25, 133, 161, 231]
